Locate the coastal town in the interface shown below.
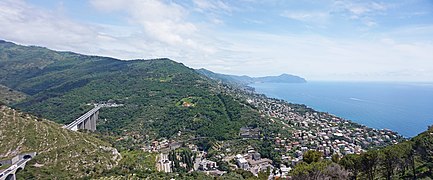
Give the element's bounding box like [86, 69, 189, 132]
[147, 84, 404, 179]
[246, 93, 403, 156]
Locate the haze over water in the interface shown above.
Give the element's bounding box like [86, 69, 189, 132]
[250, 81, 433, 137]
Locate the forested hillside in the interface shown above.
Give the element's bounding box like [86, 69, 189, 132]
[336, 126, 433, 179]
[0, 40, 268, 142]
[0, 84, 26, 104]
[0, 104, 121, 179]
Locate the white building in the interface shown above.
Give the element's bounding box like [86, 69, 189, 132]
[235, 154, 250, 170]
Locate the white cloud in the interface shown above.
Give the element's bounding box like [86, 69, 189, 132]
[335, 1, 389, 18]
[0, 0, 218, 62]
[280, 1, 391, 27]
[281, 11, 329, 24]
[192, 0, 232, 13]
[0, 0, 98, 49]
[91, 0, 196, 46]
[0, 0, 432, 82]
[206, 30, 433, 82]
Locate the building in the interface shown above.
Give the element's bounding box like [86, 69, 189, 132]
[199, 159, 218, 171]
[240, 127, 261, 139]
[235, 154, 250, 170]
[253, 152, 262, 161]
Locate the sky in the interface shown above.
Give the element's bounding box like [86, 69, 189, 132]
[1, 0, 433, 81]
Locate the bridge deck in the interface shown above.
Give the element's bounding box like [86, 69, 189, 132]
[64, 105, 102, 130]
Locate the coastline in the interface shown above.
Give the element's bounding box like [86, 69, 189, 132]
[248, 81, 433, 138]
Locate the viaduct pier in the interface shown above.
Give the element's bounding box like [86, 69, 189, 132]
[64, 103, 122, 132]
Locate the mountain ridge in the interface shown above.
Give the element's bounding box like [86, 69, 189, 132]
[196, 68, 306, 86]
[0, 40, 271, 142]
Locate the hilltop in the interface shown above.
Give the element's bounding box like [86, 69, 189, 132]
[0, 40, 271, 143]
[196, 68, 306, 86]
[0, 105, 121, 179]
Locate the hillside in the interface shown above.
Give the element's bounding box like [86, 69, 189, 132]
[0, 105, 121, 179]
[0, 40, 269, 143]
[196, 68, 306, 86]
[0, 84, 26, 104]
[335, 125, 433, 179]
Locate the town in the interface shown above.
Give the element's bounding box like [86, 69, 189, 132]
[146, 84, 404, 179]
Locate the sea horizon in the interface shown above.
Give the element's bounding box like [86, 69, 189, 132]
[250, 81, 433, 137]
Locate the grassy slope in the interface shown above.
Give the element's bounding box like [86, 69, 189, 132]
[0, 105, 121, 179]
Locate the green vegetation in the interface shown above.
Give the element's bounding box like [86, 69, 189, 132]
[290, 127, 433, 180]
[291, 161, 349, 180]
[176, 97, 200, 107]
[97, 150, 156, 178]
[0, 105, 120, 179]
[0, 84, 26, 104]
[303, 150, 323, 164]
[0, 40, 287, 179]
[290, 150, 349, 179]
[169, 148, 194, 173]
[337, 126, 433, 179]
[2, 40, 433, 179]
[0, 41, 270, 146]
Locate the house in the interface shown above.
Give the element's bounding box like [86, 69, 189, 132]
[235, 154, 250, 170]
[280, 167, 292, 178]
[240, 127, 261, 139]
[237, 158, 249, 170]
[199, 159, 218, 171]
[252, 152, 261, 161]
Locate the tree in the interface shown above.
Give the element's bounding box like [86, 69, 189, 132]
[258, 167, 271, 180]
[233, 169, 254, 179]
[331, 153, 340, 163]
[217, 161, 230, 171]
[291, 161, 346, 180]
[380, 146, 400, 180]
[303, 150, 322, 164]
[396, 142, 416, 179]
[361, 150, 379, 180]
[413, 127, 433, 177]
[339, 154, 361, 180]
[322, 163, 350, 179]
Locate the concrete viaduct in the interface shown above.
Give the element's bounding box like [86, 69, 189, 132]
[64, 103, 122, 132]
[64, 105, 102, 131]
[0, 152, 36, 180]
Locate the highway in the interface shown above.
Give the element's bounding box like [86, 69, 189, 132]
[64, 105, 102, 130]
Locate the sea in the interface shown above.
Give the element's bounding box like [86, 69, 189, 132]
[250, 81, 433, 137]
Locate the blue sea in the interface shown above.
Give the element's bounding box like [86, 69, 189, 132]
[250, 82, 433, 137]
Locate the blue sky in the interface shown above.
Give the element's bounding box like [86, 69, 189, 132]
[1, 0, 433, 81]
